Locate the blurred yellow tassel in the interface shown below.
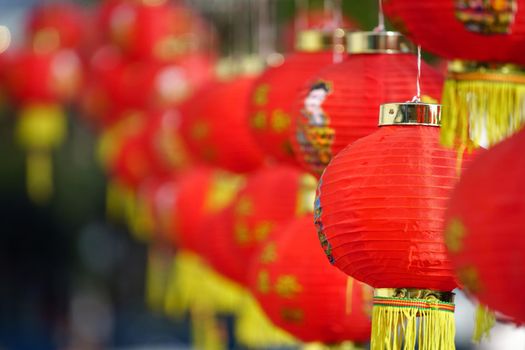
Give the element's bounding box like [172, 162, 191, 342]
[441, 62, 525, 149]
[472, 303, 495, 343]
[26, 151, 53, 203]
[15, 104, 66, 203]
[303, 342, 362, 350]
[123, 188, 153, 242]
[235, 292, 297, 348]
[190, 304, 226, 350]
[106, 180, 127, 223]
[164, 252, 245, 318]
[146, 246, 173, 313]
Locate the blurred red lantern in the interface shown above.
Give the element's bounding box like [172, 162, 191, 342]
[290, 31, 443, 177]
[249, 215, 372, 344]
[315, 103, 476, 349]
[180, 77, 266, 173]
[382, 0, 525, 64]
[444, 127, 525, 324]
[104, 0, 211, 61]
[169, 166, 244, 254]
[4, 48, 82, 202]
[110, 109, 186, 190]
[206, 164, 317, 285]
[248, 29, 344, 164]
[26, 2, 87, 51]
[383, 0, 525, 148]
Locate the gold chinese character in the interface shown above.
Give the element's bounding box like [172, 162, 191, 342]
[275, 275, 302, 299]
[271, 110, 291, 133]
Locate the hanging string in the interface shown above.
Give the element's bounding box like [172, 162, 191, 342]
[412, 45, 422, 103]
[295, 0, 309, 33]
[374, 0, 385, 32]
[330, 0, 344, 64]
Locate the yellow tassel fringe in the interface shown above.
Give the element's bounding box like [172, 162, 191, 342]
[441, 78, 525, 149]
[371, 300, 455, 350]
[472, 303, 495, 343]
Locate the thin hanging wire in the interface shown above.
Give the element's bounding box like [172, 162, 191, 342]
[295, 0, 309, 33]
[411, 45, 422, 103]
[374, 0, 385, 32]
[330, 0, 344, 64]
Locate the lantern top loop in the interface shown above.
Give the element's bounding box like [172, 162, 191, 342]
[379, 102, 441, 127]
[295, 28, 346, 52]
[346, 31, 413, 55]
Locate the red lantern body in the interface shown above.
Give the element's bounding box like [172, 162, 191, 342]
[207, 164, 317, 285]
[5, 49, 82, 104]
[382, 0, 525, 64]
[445, 128, 525, 323]
[248, 51, 335, 163]
[27, 2, 87, 51]
[104, 1, 208, 62]
[249, 215, 372, 343]
[316, 124, 473, 291]
[110, 110, 179, 190]
[170, 166, 243, 254]
[180, 77, 265, 173]
[290, 52, 443, 177]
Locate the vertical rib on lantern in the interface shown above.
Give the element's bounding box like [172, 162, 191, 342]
[315, 103, 475, 350]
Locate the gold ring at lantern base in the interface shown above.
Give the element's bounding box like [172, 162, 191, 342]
[375, 288, 455, 305]
[295, 29, 347, 52]
[379, 103, 441, 127]
[448, 60, 525, 84]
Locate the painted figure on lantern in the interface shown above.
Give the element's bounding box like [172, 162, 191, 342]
[455, 0, 517, 33]
[295, 81, 335, 175]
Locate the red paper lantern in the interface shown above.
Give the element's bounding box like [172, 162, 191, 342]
[248, 31, 339, 163]
[110, 109, 188, 190]
[290, 31, 443, 177]
[180, 77, 266, 173]
[444, 127, 525, 324]
[104, 1, 210, 61]
[169, 166, 244, 254]
[315, 103, 475, 349]
[248, 215, 372, 344]
[382, 0, 525, 64]
[26, 2, 87, 51]
[206, 164, 317, 285]
[5, 48, 82, 104]
[4, 48, 82, 202]
[383, 0, 525, 148]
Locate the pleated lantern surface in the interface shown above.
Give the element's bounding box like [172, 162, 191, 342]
[383, 0, 525, 148]
[315, 103, 475, 350]
[4, 47, 82, 203]
[247, 29, 344, 163]
[290, 31, 443, 177]
[249, 215, 372, 345]
[207, 164, 317, 285]
[180, 77, 265, 173]
[444, 127, 525, 324]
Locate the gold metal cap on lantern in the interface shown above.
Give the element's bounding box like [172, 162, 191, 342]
[379, 102, 441, 127]
[346, 31, 414, 54]
[295, 28, 346, 53]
